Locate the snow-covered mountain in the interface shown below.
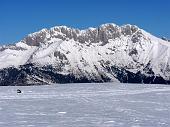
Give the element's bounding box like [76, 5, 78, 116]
[0, 23, 170, 85]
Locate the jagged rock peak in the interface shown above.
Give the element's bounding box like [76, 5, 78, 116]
[22, 23, 140, 46]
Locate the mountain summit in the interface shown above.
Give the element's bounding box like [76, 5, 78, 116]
[0, 23, 170, 85]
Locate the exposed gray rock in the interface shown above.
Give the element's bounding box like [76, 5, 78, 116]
[22, 24, 140, 46]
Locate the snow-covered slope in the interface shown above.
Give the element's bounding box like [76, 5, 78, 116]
[1, 83, 170, 126]
[0, 23, 170, 85]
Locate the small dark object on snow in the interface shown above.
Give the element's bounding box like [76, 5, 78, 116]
[17, 89, 22, 93]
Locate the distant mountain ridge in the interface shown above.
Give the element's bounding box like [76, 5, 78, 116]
[162, 37, 170, 42]
[0, 23, 170, 85]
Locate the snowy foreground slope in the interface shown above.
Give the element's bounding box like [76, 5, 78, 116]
[0, 23, 170, 85]
[0, 83, 170, 127]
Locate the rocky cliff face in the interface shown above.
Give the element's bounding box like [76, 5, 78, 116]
[0, 23, 170, 85]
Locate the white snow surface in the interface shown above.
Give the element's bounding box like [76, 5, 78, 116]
[0, 42, 37, 69]
[0, 83, 170, 127]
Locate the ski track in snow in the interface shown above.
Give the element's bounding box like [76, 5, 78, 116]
[0, 83, 170, 127]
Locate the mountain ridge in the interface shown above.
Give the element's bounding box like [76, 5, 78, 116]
[0, 23, 170, 85]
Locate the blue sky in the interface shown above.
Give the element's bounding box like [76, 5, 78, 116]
[0, 0, 170, 45]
